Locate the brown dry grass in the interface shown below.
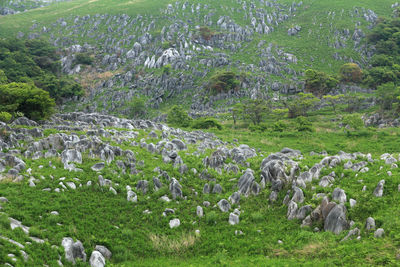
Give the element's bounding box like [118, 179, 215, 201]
[149, 232, 197, 254]
[79, 69, 114, 91]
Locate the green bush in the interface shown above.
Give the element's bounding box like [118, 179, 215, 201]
[130, 97, 146, 118]
[167, 105, 192, 127]
[305, 69, 338, 96]
[0, 82, 55, 121]
[342, 114, 364, 136]
[191, 117, 222, 130]
[209, 71, 239, 94]
[0, 112, 12, 123]
[272, 120, 288, 132]
[74, 53, 93, 66]
[295, 116, 313, 132]
[340, 63, 363, 83]
[287, 93, 319, 118]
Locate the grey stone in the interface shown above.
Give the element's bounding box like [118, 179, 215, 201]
[91, 163, 105, 171]
[89, 251, 105, 267]
[324, 204, 349, 234]
[374, 228, 385, 238]
[332, 188, 347, 203]
[196, 206, 203, 217]
[169, 218, 180, 228]
[95, 245, 112, 259]
[217, 199, 231, 212]
[373, 180, 385, 197]
[365, 217, 376, 231]
[229, 213, 239, 225]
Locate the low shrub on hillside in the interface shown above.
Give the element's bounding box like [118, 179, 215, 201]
[191, 117, 222, 130]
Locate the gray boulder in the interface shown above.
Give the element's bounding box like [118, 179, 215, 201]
[61, 237, 87, 264]
[365, 217, 376, 231]
[332, 188, 347, 203]
[229, 213, 239, 225]
[373, 180, 385, 197]
[91, 163, 105, 172]
[212, 184, 223, 194]
[374, 228, 385, 238]
[169, 178, 182, 199]
[217, 199, 231, 212]
[136, 180, 149, 194]
[324, 204, 349, 234]
[95, 245, 112, 259]
[89, 251, 105, 267]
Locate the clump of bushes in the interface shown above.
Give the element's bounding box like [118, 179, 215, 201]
[191, 117, 222, 130]
[0, 112, 12, 123]
[0, 82, 55, 121]
[74, 53, 93, 66]
[167, 105, 192, 127]
[209, 71, 239, 94]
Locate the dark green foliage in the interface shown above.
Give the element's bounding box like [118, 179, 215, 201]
[295, 116, 313, 132]
[375, 82, 400, 112]
[365, 17, 400, 88]
[73, 53, 93, 66]
[0, 38, 83, 101]
[0, 82, 55, 120]
[191, 117, 222, 130]
[272, 120, 288, 132]
[209, 71, 239, 94]
[129, 97, 146, 118]
[167, 105, 192, 127]
[305, 69, 338, 96]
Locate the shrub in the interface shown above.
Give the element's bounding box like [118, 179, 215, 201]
[191, 117, 222, 130]
[162, 64, 172, 74]
[305, 69, 338, 96]
[0, 112, 12, 123]
[199, 26, 214, 41]
[209, 71, 239, 94]
[74, 53, 93, 66]
[340, 63, 362, 83]
[243, 99, 270, 125]
[286, 93, 319, 118]
[323, 94, 344, 114]
[167, 105, 192, 127]
[295, 116, 313, 132]
[342, 114, 364, 132]
[130, 97, 146, 118]
[376, 82, 400, 111]
[0, 82, 55, 121]
[272, 120, 288, 132]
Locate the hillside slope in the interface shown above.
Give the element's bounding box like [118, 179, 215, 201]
[0, 0, 396, 117]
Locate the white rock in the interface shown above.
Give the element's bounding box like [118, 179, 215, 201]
[169, 219, 180, 228]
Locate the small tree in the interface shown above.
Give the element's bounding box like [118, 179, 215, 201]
[199, 26, 214, 41]
[243, 99, 270, 125]
[323, 94, 344, 114]
[305, 69, 338, 97]
[0, 70, 7, 84]
[167, 105, 192, 127]
[130, 97, 146, 118]
[231, 103, 244, 125]
[343, 93, 366, 113]
[342, 114, 364, 135]
[209, 71, 239, 94]
[340, 63, 362, 83]
[286, 93, 319, 118]
[376, 82, 400, 112]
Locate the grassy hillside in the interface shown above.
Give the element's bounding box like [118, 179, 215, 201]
[0, 0, 396, 116]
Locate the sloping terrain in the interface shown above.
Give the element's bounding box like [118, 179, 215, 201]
[0, 0, 396, 116]
[0, 113, 400, 266]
